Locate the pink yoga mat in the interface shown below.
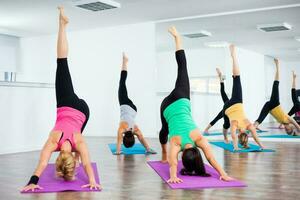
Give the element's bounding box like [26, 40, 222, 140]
[21, 163, 101, 193]
[148, 161, 246, 189]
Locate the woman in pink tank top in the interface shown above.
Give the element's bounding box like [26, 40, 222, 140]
[22, 7, 100, 192]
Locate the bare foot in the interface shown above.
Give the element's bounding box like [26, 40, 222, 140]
[168, 26, 179, 37]
[224, 138, 230, 144]
[216, 68, 222, 78]
[122, 52, 128, 70]
[274, 58, 279, 66]
[229, 44, 236, 57]
[58, 6, 69, 25]
[293, 71, 296, 79]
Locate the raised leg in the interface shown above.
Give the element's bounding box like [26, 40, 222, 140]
[55, 7, 76, 105]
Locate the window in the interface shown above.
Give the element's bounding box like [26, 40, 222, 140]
[190, 76, 220, 94]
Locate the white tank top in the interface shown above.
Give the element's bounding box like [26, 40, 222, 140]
[120, 105, 137, 129]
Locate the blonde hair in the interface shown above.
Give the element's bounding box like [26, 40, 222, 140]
[55, 151, 76, 181]
[238, 132, 249, 149]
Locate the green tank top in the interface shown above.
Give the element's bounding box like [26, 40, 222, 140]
[163, 98, 197, 150]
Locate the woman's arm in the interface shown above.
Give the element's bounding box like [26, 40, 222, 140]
[167, 142, 182, 183]
[76, 137, 101, 190]
[248, 125, 264, 149]
[21, 137, 56, 191]
[230, 124, 239, 150]
[196, 137, 233, 181]
[288, 116, 300, 131]
[116, 127, 124, 154]
[134, 125, 150, 150]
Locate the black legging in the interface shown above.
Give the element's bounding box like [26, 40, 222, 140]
[255, 81, 280, 124]
[288, 88, 300, 116]
[159, 50, 190, 144]
[222, 75, 243, 128]
[118, 70, 137, 111]
[56, 58, 90, 132]
[209, 82, 230, 129]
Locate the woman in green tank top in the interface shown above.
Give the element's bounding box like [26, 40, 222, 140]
[158, 27, 233, 184]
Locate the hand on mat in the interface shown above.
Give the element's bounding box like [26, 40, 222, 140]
[278, 124, 284, 129]
[167, 177, 183, 184]
[219, 174, 234, 182]
[21, 184, 43, 192]
[259, 145, 265, 150]
[81, 182, 101, 190]
[224, 139, 230, 144]
[114, 151, 123, 155]
[233, 147, 240, 151]
[146, 148, 157, 154]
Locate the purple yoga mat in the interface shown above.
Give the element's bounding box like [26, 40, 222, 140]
[22, 163, 101, 193]
[148, 161, 246, 189]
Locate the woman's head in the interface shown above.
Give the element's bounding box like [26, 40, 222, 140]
[55, 151, 76, 181]
[284, 124, 294, 135]
[238, 132, 249, 149]
[123, 130, 135, 148]
[180, 147, 210, 177]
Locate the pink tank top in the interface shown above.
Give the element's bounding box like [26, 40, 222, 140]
[53, 107, 86, 151]
[296, 111, 300, 117]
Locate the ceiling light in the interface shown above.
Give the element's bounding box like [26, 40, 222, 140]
[183, 30, 212, 38]
[72, 0, 121, 11]
[257, 22, 292, 32]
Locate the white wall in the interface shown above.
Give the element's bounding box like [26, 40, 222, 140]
[0, 34, 19, 73]
[0, 86, 55, 154]
[0, 22, 156, 154]
[156, 47, 298, 132]
[2, 22, 299, 154]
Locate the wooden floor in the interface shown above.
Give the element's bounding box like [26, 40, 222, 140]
[1, 128, 300, 200]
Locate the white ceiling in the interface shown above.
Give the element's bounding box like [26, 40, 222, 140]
[156, 4, 300, 62]
[0, 0, 299, 36]
[0, 0, 300, 61]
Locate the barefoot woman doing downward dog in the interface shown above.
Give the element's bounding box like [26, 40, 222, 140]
[22, 7, 100, 192]
[159, 26, 233, 183]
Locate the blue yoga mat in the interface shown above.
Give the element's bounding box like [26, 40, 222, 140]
[257, 130, 268, 133]
[204, 130, 267, 136]
[204, 132, 223, 136]
[260, 134, 300, 139]
[108, 143, 147, 155]
[210, 141, 275, 153]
